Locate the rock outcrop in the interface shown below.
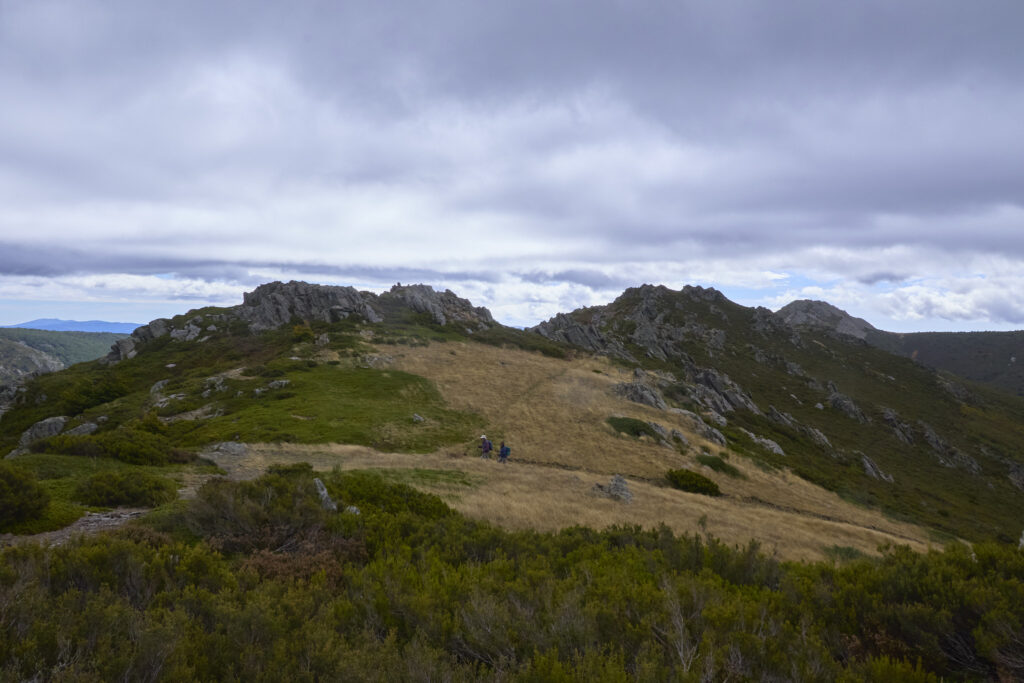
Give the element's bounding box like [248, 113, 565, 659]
[775, 300, 876, 340]
[592, 474, 633, 503]
[105, 281, 496, 364]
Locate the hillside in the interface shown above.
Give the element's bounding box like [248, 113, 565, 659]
[778, 299, 1024, 397]
[3, 280, 1024, 679]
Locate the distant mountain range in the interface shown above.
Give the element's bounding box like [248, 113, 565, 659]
[3, 319, 142, 334]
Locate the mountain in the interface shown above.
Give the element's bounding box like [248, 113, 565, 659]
[777, 299, 1024, 396]
[0, 327, 128, 384]
[4, 280, 1024, 680]
[4, 318, 142, 334]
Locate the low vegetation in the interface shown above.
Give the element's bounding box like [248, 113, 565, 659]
[0, 462, 50, 531]
[696, 453, 742, 478]
[666, 468, 722, 496]
[606, 416, 660, 440]
[73, 470, 177, 507]
[1, 467, 1021, 680]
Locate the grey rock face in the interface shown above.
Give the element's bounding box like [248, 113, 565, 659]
[314, 478, 338, 512]
[918, 421, 981, 473]
[861, 454, 894, 482]
[381, 284, 494, 328]
[775, 300, 876, 340]
[65, 422, 98, 437]
[19, 415, 68, 447]
[613, 382, 667, 410]
[828, 391, 868, 423]
[881, 408, 915, 445]
[105, 281, 495, 364]
[739, 428, 785, 456]
[593, 474, 633, 503]
[240, 281, 384, 330]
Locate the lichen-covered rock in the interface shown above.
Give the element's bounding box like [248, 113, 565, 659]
[314, 478, 337, 512]
[240, 281, 384, 330]
[64, 422, 98, 437]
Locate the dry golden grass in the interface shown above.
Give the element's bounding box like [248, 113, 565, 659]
[206, 340, 941, 562]
[230, 442, 931, 562]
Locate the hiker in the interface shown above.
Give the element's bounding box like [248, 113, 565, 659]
[478, 435, 493, 459]
[498, 442, 511, 464]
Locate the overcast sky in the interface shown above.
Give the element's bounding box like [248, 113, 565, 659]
[1, 1, 1023, 331]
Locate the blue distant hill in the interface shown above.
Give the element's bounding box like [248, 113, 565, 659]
[3, 319, 142, 334]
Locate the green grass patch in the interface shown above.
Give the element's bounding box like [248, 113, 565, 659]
[167, 365, 484, 452]
[362, 467, 478, 489]
[696, 454, 743, 478]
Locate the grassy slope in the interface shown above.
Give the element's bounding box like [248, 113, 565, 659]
[2, 295, 1020, 558]
[227, 342, 936, 562]
[593, 287, 1024, 543]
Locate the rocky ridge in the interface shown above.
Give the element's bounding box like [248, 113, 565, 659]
[105, 281, 495, 363]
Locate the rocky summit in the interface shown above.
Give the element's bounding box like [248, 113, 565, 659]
[105, 281, 495, 363]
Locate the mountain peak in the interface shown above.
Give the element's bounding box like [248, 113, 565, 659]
[775, 299, 876, 340]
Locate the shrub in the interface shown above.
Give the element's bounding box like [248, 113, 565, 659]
[0, 462, 50, 530]
[33, 428, 186, 465]
[74, 471, 178, 507]
[666, 469, 721, 496]
[606, 416, 660, 440]
[696, 454, 742, 478]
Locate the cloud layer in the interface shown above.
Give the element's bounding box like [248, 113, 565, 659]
[1, 0, 1022, 329]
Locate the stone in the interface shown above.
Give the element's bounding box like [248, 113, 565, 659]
[612, 382, 667, 410]
[592, 474, 633, 503]
[314, 478, 337, 512]
[881, 407, 914, 445]
[917, 421, 981, 473]
[646, 422, 669, 439]
[861, 454, 894, 482]
[382, 284, 495, 329]
[828, 391, 868, 423]
[412, 413, 425, 422]
[739, 428, 785, 456]
[18, 415, 68, 448]
[65, 422, 98, 437]
[150, 379, 170, 395]
[267, 380, 291, 390]
[670, 430, 690, 448]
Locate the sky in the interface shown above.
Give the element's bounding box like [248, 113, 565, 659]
[1, 0, 1023, 332]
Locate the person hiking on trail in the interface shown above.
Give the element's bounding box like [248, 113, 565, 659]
[498, 442, 511, 464]
[478, 435, 493, 459]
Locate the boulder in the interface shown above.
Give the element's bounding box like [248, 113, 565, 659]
[592, 474, 633, 503]
[739, 428, 785, 456]
[881, 407, 914, 445]
[18, 415, 68, 447]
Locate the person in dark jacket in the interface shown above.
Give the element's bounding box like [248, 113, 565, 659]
[498, 442, 511, 464]
[478, 435, 493, 458]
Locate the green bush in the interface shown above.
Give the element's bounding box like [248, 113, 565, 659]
[33, 428, 186, 465]
[606, 416, 660, 440]
[74, 471, 177, 507]
[0, 462, 50, 530]
[696, 453, 742, 478]
[666, 468, 722, 496]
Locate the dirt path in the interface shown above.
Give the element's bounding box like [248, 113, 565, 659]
[1, 508, 149, 548]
